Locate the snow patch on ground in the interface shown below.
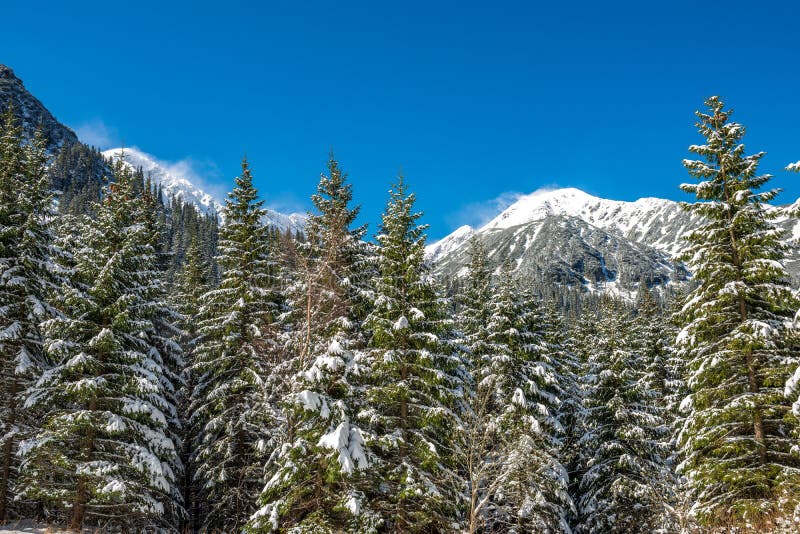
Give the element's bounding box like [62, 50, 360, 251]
[0, 520, 81, 533]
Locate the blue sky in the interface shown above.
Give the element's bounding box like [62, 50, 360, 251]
[2, 0, 799, 240]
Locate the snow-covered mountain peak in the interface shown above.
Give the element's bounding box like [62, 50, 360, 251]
[103, 147, 224, 216]
[425, 186, 704, 293]
[475, 187, 695, 254]
[102, 147, 307, 234]
[483, 188, 598, 230]
[425, 224, 475, 262]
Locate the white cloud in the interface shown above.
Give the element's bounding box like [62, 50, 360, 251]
[72, 119, 119, 149]
[444, 185, 562, 231]
[263, 190, 310, 215]
[159, 154, 229, 203]
[445, 190, 524, 229]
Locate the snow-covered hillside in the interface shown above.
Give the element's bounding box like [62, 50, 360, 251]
[427, 188, 701, 263]
[426, 187, 800, 292]
[103, 147, 306, 234]
[103, 147, 223, 215]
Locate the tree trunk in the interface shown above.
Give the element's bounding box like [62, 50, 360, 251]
[0, 377, 19, 522]
[722, 165, 766, 458]
[469, 487, 479, 534]
[396, 362, 408, 533]
[70, 396, 98, 531]
[69, 476, 88, 531]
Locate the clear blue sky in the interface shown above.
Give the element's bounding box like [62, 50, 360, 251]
[3, 0, 799, 239]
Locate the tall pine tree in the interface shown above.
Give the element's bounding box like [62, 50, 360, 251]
[250, 155, 375, 532]
[0, 107, 57, 521]
[576, 298, 673, 533]
[19, 158, 180, 530]
[359, 177, 462, 532]
[484, 266, 570, 532]
[172, 236, 212, 532]
[676, 96, 800, 529]
[191, 158, 281, 531]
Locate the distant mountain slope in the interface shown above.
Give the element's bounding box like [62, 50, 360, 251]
[427, 187, 800, 294]
[103, 148, 224, 215]
[103, 147, 306, 233]
[0, 65, 79, 151]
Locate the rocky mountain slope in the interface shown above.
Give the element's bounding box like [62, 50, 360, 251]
[0, 65, 79, 151]
[427, 187, 800, 294]
[103, 147, 306, 233]
[0, 63, 305, 233]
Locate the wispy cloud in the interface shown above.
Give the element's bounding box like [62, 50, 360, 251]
[263, 190, 310, 215]
[445, 190, 525, 229]
[72, 119, 119, 149]
[158, 154, 229, 203]
[444, 185, 562, 231]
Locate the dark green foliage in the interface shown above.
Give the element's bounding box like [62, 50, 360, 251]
[19, 159, 181, 530]
[359, 177, 462, 532]
[676, 97, 800, 530]
[191, 159, 280, 532]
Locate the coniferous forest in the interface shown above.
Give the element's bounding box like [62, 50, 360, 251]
[2, 94, 800, 534]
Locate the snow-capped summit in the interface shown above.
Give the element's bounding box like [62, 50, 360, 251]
[479, 187, 691, 254]
[103, 147, 223, 216]
[425, 187, 701, 294]
[103, 147, 306, 234]
[426, 186, 800, 294]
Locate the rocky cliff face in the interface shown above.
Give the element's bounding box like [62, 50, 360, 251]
[0, 64, 305, 232]
[0, 65, 79, 151]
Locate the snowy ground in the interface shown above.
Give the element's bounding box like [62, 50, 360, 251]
[0, 520, 77, 533]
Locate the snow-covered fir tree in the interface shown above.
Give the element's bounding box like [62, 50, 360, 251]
[358, 177, 462, 532]
[633, 288, 681, 531]
[575, 298, 673, 533]
[18, 158, 180, 531]
[483, 264, 570, 532]
[455, 237, 501, 534]
[677, 96, 800, 530]
[171, 235, 212, 532]
[190, 158, 281, 531]
[456, 241, 571, 533]
[0, 107, 57, 522]
[249, 155, 377, 532]
[137, 181, 186, 527]
[541, 299, 583, 531]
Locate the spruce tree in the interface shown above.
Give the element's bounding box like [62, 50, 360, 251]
[19, 159, 180, 530]
[634, 288, 681, 531]
[542, 299, 584, 531]
[576, 299, 673, 533]
[249, 155, 375, 532]
[0, 108, 57, 521]
[359, 177, 461, 532]
[456, 244, 571, 532]
[676, 96, 800, 529]
[456, 237, 499, 533]
[172, 236, 212, 532]
[484, 266, 570, 532]
[139, 182, 186, 527]
[191, 158, 280, 531]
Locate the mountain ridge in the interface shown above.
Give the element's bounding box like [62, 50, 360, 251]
[0, 65, 79, 151]
[103, 147, 307, 233]
[427, 187, 800, 294]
